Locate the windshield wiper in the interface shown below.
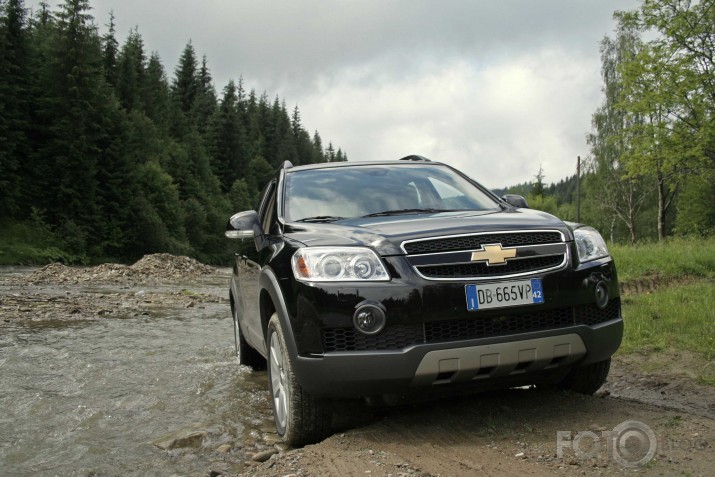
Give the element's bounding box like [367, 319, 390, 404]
[294, 215, 346, 223]
[361, 208, 454, 218]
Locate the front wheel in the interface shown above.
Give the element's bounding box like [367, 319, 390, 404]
[556, 358, 611, 395]
[267, 313, 332, 446]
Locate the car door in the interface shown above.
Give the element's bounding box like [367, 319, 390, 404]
[238, 179, 277, 355]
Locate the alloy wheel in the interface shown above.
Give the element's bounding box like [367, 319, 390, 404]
[270, 332, 288, 430]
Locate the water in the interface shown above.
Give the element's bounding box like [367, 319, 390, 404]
[0, 275, 276, 476]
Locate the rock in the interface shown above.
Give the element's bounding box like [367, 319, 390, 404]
[251, 448, 279, 462]
[263, 433, 283, 445]
[274, 443, 290, 452]
[152, 427, 208, 450]
[216, 444, 232, 453]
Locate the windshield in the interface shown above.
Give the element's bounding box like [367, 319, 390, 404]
[283, 164, 499, 222]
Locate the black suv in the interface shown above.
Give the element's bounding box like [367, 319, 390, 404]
[226, 156, 622, 445]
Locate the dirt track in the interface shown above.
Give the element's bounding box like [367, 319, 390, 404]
[2, 257, 714, 476]
[240, 361, 714, 477]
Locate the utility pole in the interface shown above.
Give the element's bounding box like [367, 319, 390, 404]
[576, 156, 581, 223]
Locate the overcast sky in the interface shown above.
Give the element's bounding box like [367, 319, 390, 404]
[32, 0, 639, 188]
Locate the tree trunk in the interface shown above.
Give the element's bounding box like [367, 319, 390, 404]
[657, 171, 666, 241]
[628, 222, 637, 245]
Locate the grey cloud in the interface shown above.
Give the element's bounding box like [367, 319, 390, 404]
[85, 0, 636, 92]
[28, 0, 640, 186]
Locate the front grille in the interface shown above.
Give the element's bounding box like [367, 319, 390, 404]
[404, 231, 563, 255]
[417, 255, 564, 279]
[322, 324, 424, 352]
[402, 230, 567, 280]
[424, 306, 575, 342]
[575, 298, 621, 326]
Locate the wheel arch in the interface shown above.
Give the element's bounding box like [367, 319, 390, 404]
[259, 268, 299, 359]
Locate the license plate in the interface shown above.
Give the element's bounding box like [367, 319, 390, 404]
[465, 279, 544, 311]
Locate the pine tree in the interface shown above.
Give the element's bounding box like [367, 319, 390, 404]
[266, 98, 297, 167]
[130, 159, 189, 256]
[0, 0, 31, 217]
[229, 178, 252, 211]
[172, 41, 198, 114]
[143, 51, 170, 129]
[209, 79, 248, 191]
[532, 165, 545, 197]
[194, 54, 217, 136]
[312, 130, 324, 163]
[291, 105, 315, 165]
[325, 142, 336, 162]
[101, 11, 118, 88]
[34, 0, 123, 252]
[116, 27, 146, 112]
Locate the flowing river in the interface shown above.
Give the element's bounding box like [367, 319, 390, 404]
[0, 269, 276, 476]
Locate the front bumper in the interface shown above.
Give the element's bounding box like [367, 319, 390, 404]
[293, 318, 623, 398]
[282, 256, 622, 398]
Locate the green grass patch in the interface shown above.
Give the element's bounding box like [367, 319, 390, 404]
[610, 237, 715, 283]
[613, 237, 715, 383]
[620, 281, 715, 360]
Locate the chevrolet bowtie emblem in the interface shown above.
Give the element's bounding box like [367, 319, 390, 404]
[471, 244, 517, 265]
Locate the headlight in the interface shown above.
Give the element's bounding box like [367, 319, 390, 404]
[574, 227, 609, 263]
[291, 247, 390, 282]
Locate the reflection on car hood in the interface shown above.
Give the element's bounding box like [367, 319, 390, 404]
[284, 209, 573, 255]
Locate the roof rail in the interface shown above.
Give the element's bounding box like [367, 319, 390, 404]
[399, 155, 431, 162]
[282, 160, 294, 169]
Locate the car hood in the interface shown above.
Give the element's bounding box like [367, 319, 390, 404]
[283, 209, 573, 256]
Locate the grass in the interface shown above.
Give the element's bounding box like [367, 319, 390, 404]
[620, 282, 715, 360]
[610, 237, 715, 385]
[657, 415, 683, 429]
[610, 237, 715, 283]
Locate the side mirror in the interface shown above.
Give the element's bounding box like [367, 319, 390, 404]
[225, 210, 260, 239]
[502, 194, 529, 208]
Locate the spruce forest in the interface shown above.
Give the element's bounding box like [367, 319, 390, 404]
[1, 0, 714, 265]
[0, 0, 345, 264]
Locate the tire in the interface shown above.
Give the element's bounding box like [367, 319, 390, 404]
[267, 313, 332, 446]
[557, 358, 611, 395]
[233, 306, 265, 370]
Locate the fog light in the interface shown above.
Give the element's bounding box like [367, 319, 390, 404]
[353, 304, 386, 335]
[595, 281, 609, 309]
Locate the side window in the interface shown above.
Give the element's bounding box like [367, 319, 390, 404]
[253, 179, 277, 236]
[262, 187, 278, 235]
[254, 180, 274, 213]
